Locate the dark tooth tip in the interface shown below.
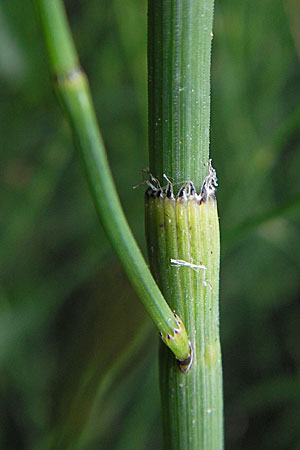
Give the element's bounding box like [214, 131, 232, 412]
[200, 186, 207, 203]
[176, 343, 193, 374]
[145, 187, 152, 198]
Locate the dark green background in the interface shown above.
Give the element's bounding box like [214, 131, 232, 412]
[1, 0, 300, 448]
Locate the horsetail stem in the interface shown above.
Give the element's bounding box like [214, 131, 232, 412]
[145, 164, 223, 448]
[35, 0, 191, 361]
[147, 0, 223, 447]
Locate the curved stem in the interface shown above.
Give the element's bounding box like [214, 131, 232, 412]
[34, 0, 190, 362]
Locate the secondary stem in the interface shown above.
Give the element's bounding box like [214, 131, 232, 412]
[35, 0, 191, 361]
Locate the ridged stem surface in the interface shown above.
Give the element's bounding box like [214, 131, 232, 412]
[148, 0, 214, 192]
[147, 0, 223, 448]
[146, 192, 223, 449]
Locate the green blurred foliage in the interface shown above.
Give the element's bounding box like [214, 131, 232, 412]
[0, 0, 299, 449]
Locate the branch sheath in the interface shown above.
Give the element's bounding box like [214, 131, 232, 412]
[35, 0, 191, 362]
[145, 173, 223, 449]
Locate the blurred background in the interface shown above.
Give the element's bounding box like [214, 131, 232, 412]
[1, 0, 300, 448]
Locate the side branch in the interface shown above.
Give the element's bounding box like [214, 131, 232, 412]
[35, 0, 191, 362]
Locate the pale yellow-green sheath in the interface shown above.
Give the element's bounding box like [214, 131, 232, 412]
[145, 177, 223, 449]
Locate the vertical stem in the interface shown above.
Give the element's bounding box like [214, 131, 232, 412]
[147, 1, 223, 449]
[148, 0, 215, 192]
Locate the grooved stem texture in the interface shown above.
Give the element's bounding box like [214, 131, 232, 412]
[146, 194, 223, 449]
[148, 0, 214, 193]
[147, 0, 223, 448]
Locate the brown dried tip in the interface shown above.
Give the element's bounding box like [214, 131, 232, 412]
[177, 342, 193, 374]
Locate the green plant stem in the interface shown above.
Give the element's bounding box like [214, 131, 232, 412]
[146, 185, 223, 449]
[34, 0, 191, 362]
[148, 0, 215, 192]
[147, 1, 223, 448]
